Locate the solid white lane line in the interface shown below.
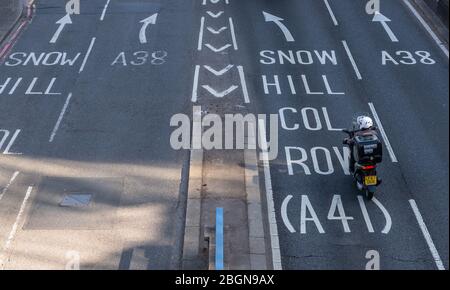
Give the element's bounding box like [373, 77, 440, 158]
[402, 0, 449, 58]
[79, 37, 96, 73]
[100, 0, 111, 21]
[0, 186, 33, 270]
[258, 119, 282, 270]
[0, 171, 20, 202]
[198, 17, 205, 51]
[324, 0, 338, 26]
[49, 93, 73, 143]
[342, 40, 362, 80]
[409, 199, 445, 270]
[229, 18, 238, 50]
[368, 102, 398, 163]
[237, 66, 250, 104]
[191, 65, 200, 102]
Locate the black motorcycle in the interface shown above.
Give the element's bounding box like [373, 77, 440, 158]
[342, 118, 383, 200]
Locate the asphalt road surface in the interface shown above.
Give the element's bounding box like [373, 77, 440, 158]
[0, 0, 448, 270]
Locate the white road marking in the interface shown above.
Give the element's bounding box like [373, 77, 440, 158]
[50, 14, 72, 44]
[229, 18, 238, 50]
[372, 197, 392, 234]
[198, 17, 205, 51]
[191, 65, 200, 102]
[372, 12, 399, 42]
[204, 64, 234, 76]
[203, 0, 229, 4]
[0, 171, 19, 202]
[207, 11, 224, 18]
[237, 66, 250, 104]
[202, 85, 238, 98]
[368, 102, 398, 163]
[205, 44, 232, 53]
[281, 195, 295, 233]
[79, 37, 96, 73]
[357, 195, 375, 233]
[207, 26, 227, 34]
[0, 186, 33, 270]
[262, 11, 295, 42]
[139, 14, 158, 44]
[324, 0, 338, 26]
[258, 119, 282, 270]
[409, 199, 445, 270]
[100, 0, 111, 21]
[49, 93, 73, 143]
[402, 0, 449, 58]
[341, 40, 362, 80]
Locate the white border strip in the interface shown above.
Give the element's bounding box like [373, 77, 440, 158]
[258, 119, 282, 270]
[342, 40, 362, 80]
[368, 102, 398, 163]
[409, 199, 445, 270]
[402, 0, 449, 58]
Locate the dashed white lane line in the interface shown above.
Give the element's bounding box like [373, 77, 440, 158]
[237, 66, 250, 104]
[191, 65, 201, 102]
[79, 37, 96, 73]
[341, 40, 362, 80]
[402, 0, 449, 58]
[258, 119, 282, 270]
[100, 0, 111, 21]
[0, 171, 20, 202]
[198, 17, 205, 51]
[324, 0, 338, 26]
[49, 92, 73, 143]
[229, 18, 238, 50]
[409, 199, 445, 270]
[368, 102, 398, 163]
[0, 186, 33, 270]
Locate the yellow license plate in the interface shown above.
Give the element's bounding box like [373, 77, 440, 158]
[365, 176, 377, 186]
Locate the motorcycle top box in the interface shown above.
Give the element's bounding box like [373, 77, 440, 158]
[353, 133, 383, 164]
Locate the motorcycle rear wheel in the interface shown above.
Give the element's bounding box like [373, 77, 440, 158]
[365, 189, 374, 200]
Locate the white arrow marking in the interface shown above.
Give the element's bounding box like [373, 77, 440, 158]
[372, 197, 392, 234]
[207, 11, 224, 18]
[207, 26, 228, 34]
[281, 195, 296, 233]
[204, 64, 234, 76]
[139, 13, 158, 44]
[372, 11, 398, 42]
[50, 14, 72, 43]
[263, 11, 295, 42]
[202, 85, 238, 98]
[205, 43, 231, 52]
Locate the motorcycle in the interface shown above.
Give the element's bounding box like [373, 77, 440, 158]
[342, 115, 382, 200]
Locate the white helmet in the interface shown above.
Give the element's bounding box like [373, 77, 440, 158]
[357, 116, 373, 130]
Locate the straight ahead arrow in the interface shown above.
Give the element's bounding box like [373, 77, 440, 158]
[372, 11, 398, 42]
[50, 14, 72, 43]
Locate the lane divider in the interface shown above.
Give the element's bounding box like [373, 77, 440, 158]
[215, 208, 224, 270]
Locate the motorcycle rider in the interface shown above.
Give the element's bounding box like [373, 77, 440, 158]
[343, 116, 378, 173]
